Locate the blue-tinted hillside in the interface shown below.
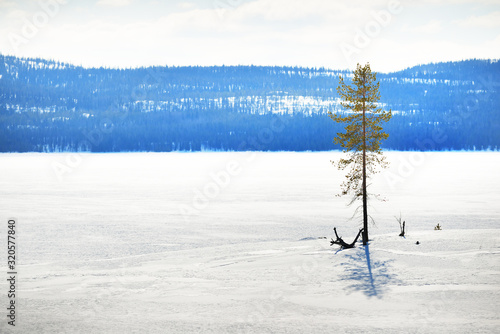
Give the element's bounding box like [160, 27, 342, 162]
[0, 55, 498, 152]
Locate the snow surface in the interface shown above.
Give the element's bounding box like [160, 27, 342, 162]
[0, 152, 499, 333]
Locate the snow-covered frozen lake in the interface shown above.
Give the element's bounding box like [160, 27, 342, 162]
[0, 151, 499, 333]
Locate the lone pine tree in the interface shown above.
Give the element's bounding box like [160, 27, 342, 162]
[329, 63, 392, 246]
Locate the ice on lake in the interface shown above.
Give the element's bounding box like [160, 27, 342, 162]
[0, 152, 499, 333]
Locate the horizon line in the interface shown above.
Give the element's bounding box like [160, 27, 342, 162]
[1, 53, 498, 74]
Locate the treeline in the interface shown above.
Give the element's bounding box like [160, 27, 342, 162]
[0, 55, 499, 152]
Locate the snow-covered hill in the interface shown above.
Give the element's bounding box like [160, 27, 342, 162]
[1, 56, 499, 152]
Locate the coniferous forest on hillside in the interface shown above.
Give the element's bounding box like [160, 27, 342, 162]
[0, 55, 499, 152]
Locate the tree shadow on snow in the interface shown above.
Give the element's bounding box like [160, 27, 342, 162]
[338, 244, 397, 298]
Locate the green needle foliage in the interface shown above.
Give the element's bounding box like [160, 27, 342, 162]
[328, 63, 392, 245]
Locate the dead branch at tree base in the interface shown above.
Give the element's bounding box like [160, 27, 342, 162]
[330, 227, 364, 249]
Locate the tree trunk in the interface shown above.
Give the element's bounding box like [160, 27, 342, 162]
[362, 83, 368, 245]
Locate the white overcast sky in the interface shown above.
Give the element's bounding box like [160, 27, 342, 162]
[0, 0, 499, 72]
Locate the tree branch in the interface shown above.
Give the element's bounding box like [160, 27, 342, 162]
[330, 227, 364, 249]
